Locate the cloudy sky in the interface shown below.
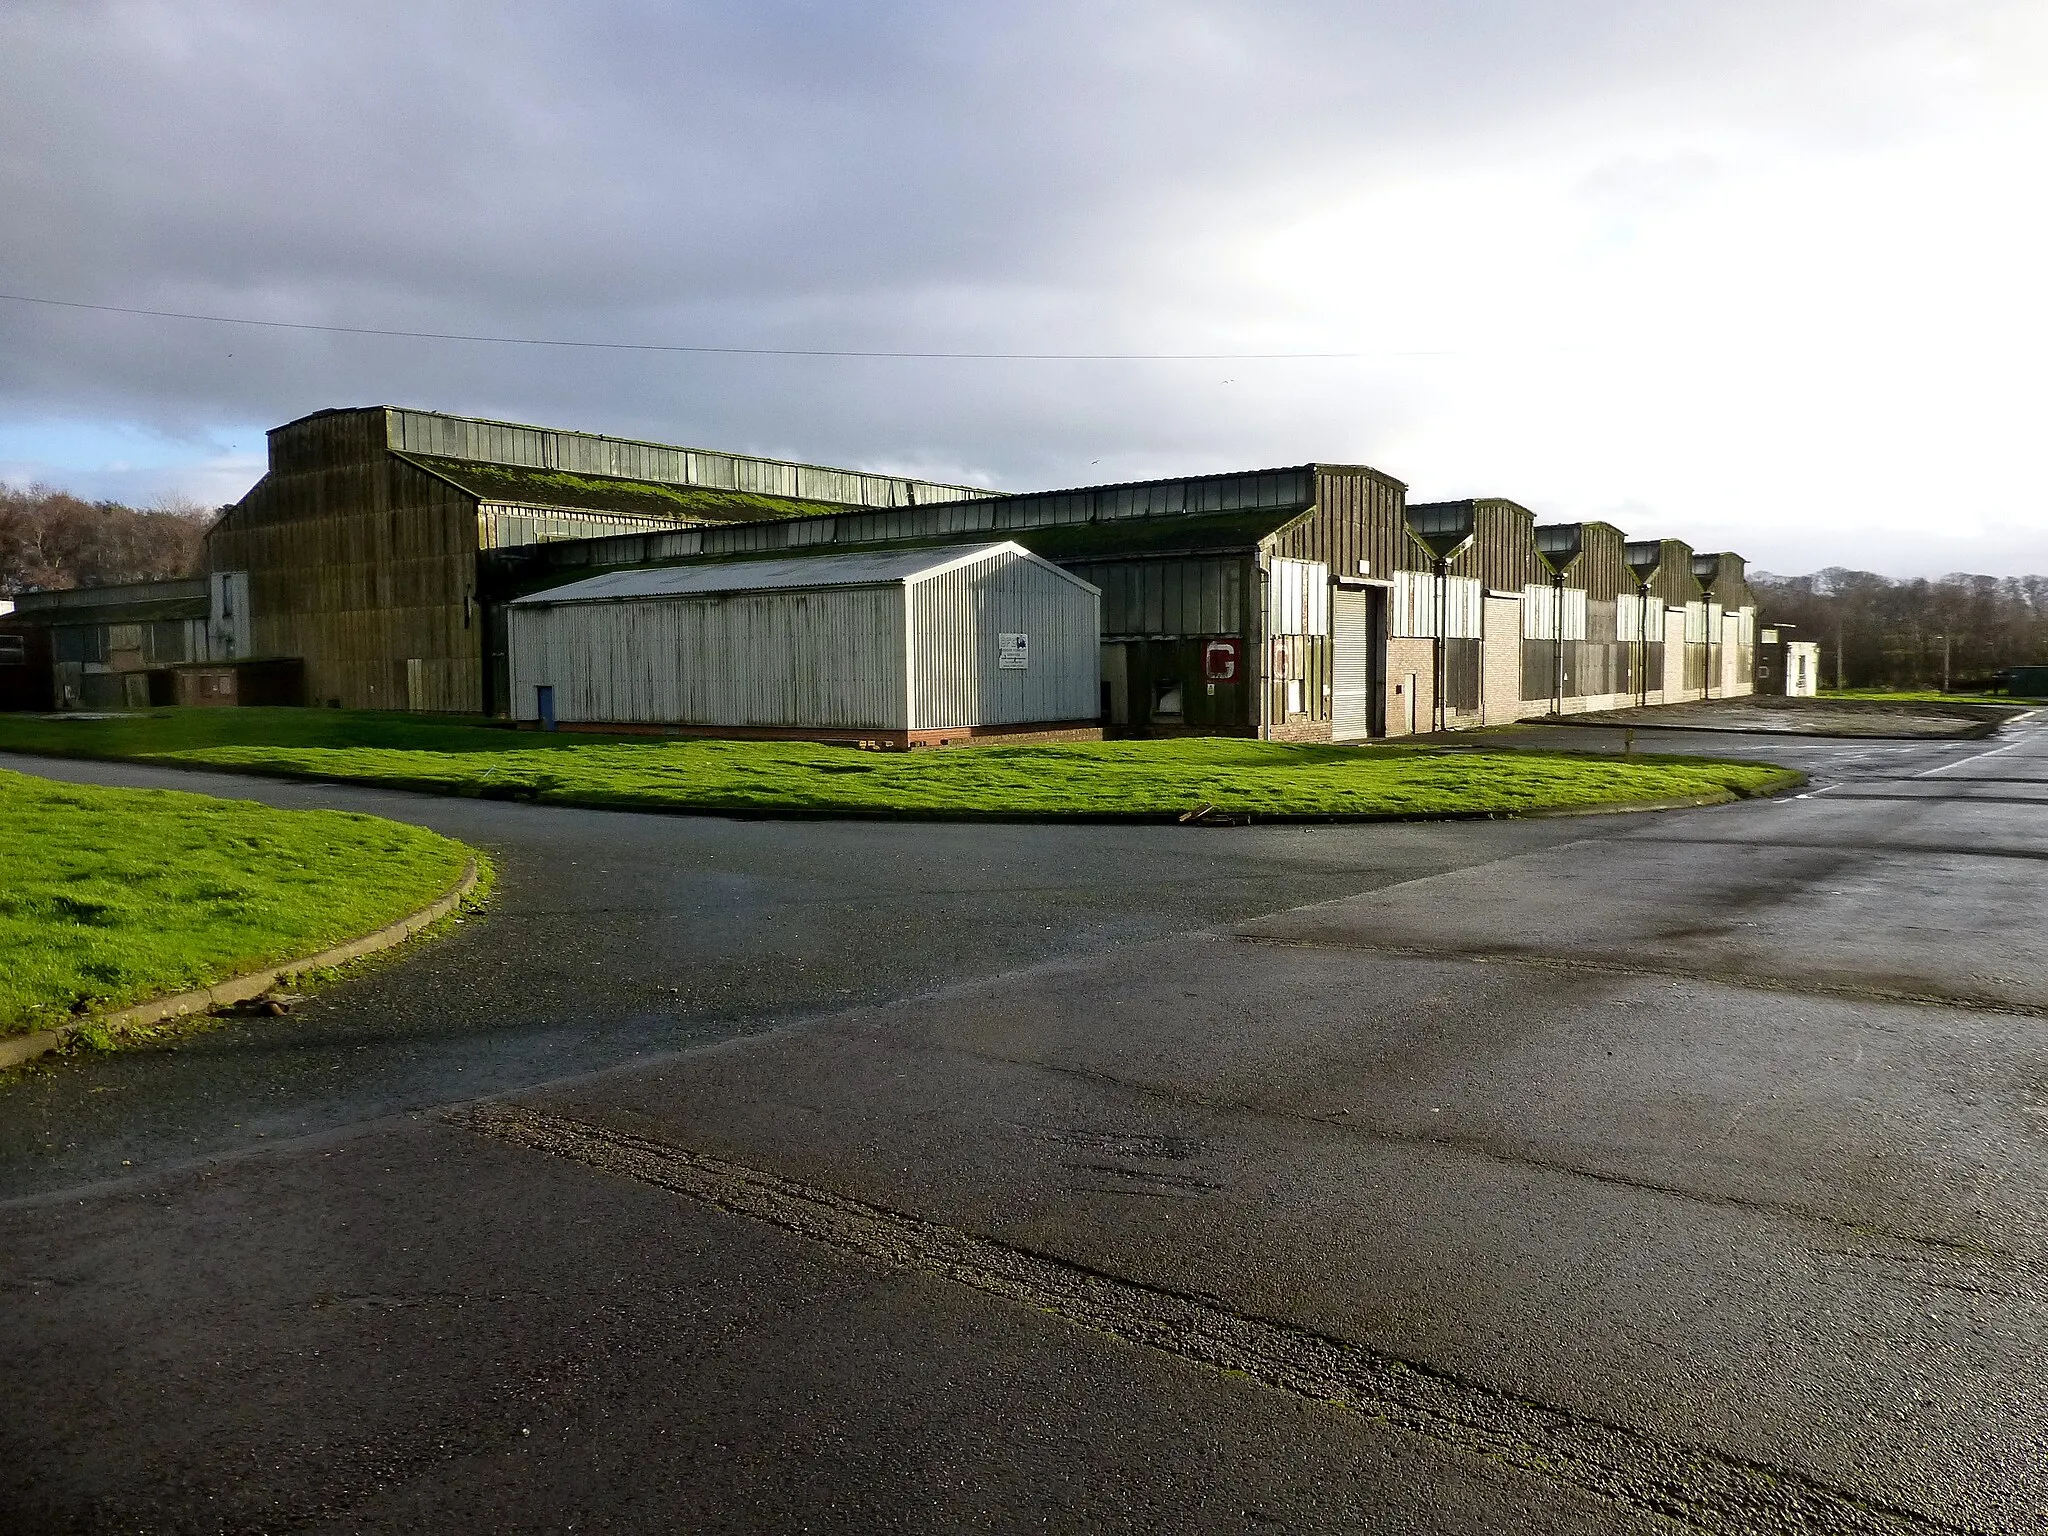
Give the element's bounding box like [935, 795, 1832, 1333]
[3, 0, 2044, 576]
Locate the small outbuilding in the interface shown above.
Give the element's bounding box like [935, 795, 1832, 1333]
[508, 541, 1102, 745]
[1756, 629, 1822, 697]
[0, 620, 54, 712]
[2001, 665, 2048, 699]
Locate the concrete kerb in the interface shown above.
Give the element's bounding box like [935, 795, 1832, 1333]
[0, 858, 482, 1073]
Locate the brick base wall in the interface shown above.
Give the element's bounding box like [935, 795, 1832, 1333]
[1267, 718, 1335, 744]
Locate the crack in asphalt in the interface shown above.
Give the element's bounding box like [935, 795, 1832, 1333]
[911, 1035, 2046, 1294]
[453, 1101, 1979, 1536]
[1228, 934, 2048, 1018]
[1611, 837, 2048, 864]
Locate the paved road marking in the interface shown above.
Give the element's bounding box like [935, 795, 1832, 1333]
[454, 1101, 1972, 1536]
[1914, 731, 2044, 779]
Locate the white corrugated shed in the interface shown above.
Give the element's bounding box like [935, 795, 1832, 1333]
[507, 542, 1100, 732]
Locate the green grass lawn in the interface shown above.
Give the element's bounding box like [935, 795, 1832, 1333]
[1819, 689, 2042, 705]
[0, 768, 478, 1038]
[0, 707, 1800, 821]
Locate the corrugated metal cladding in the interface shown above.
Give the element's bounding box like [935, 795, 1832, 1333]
[1642, 540, 1697, 606]
[907, 554, 1099, 730]
[1463, 500, 1545, 593]
[508, 543, 1098, 731]
[512, 586, 907, 728]
[1267, 559, 1330, 636]
[1065, 558, 1246, 638]
[477, 504, 716, 550]
[1270, 468, 1412, 580]
[491, 525, 710, 579]
[1522, 586, 1589, 641]
[518, 546, 991, 601]
[378, 407, 993, 511]
[1573, 523, 1632, 600]
[989, 468, 1316, 527]
[683, 466, 1318, 562]
[1616, 595, 1666, 642]
[1533, 522, 1633, 600]
[1391, 571, 1483, 639]
[264, 409, 388, 477]
[211, 430, 484, 712]
[1691, 551, 1752, 610]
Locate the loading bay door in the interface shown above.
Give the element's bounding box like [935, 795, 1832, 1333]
[1332, 586, 1385, 739]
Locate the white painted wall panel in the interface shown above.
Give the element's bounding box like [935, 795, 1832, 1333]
[1267, 558, 1330, 637]
[1616, 596, 1665, 642]
[907, 552, 1100, 728]
[1395, 571, 1484, 639]
[1523, 584, 1588, 641]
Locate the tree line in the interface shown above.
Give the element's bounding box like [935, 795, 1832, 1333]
[0, 485, 214, 597]
[1752, 568, 2048, 690]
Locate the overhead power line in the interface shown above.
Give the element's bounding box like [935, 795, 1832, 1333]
[0, 291, 1418, 362]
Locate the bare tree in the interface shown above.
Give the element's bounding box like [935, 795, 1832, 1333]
[0, 485, 214, 596]
[1753, 567, 2048, 688]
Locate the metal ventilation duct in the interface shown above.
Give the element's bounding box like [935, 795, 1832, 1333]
[1532, 523, 1583, 577]
[1624, 540, 1663, 585]
[1405, 502, 1476, 562]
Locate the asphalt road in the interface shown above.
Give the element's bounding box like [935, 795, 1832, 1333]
[3, 718, 2046, 1533]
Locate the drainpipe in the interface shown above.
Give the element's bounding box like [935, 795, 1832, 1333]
[1552, 573, 1566, 717]
[1254, 556, 1270, 741]
[1638, 583, 1651, 708]
[1434, 557, 1448, 734]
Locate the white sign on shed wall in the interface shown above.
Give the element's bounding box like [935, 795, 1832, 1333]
[999, 632, 1029, 669]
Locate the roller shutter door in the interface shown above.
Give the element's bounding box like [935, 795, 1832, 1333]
[1333, 589, 1374, 740]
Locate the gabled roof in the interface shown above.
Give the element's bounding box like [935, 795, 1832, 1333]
[398, 454, 846, 524]
[1017, 505, 1309, 561]
[511, 541, 1094, 606]
[271, 406, 999, 510]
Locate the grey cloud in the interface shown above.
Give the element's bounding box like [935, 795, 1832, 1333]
[1, 0, 2035, 572]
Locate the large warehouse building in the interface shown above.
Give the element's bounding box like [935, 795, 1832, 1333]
[483, 459, 1754, 739]
[202, 406, 999, 713]
[10, 403, 1758, 740]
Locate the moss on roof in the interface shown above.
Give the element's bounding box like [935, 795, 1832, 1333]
[1012, 505, 1309, 560]
[483, 505, 1313, 602]
[397, 454, 851, 524]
